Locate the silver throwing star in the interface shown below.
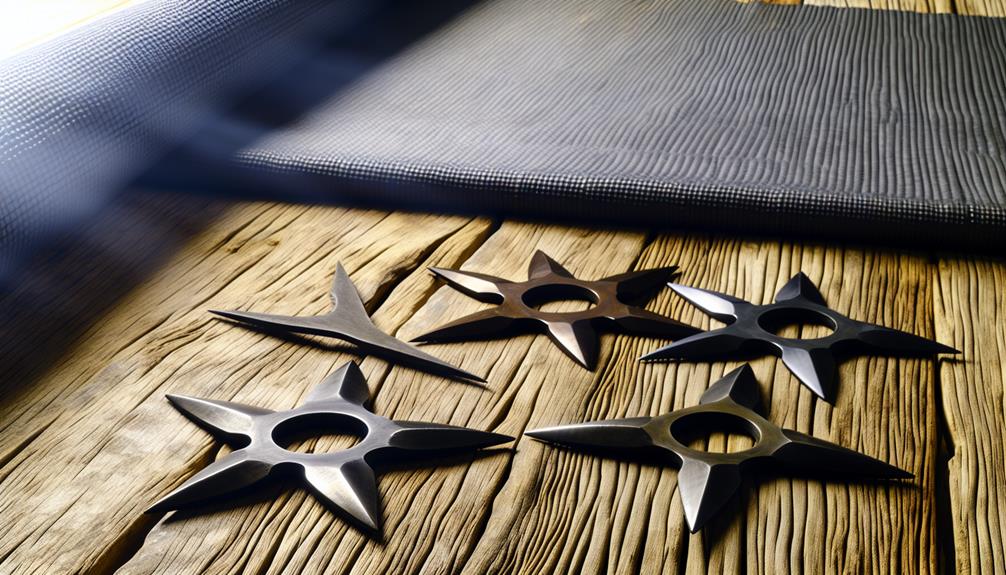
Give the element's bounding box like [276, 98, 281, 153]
[412, 250, 699, 369]
[641, 272, 957, 401]
[210, 263, 483, 382]
[526, 365, 911, 533]
[149, 362, 512, 532]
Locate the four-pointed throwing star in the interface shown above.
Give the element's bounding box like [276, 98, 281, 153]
[210, 264, 482, 382]
[526, 365, 911, 533]
[149, 362, 511, 533]
[641, 273, 957, 401]
[412, 251, 699, 369]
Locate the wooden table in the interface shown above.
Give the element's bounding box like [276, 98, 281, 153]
[1, 2, 1004, 574]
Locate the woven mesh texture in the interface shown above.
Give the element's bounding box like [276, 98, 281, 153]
[3, 0, 1005, 278]
[0, 0, 349, 279]
[231, 0, 1006, 247]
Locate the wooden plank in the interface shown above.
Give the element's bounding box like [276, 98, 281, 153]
[803, 0, 954, 13]
[458, 238, 940, 575]
[934, 257, 1006, 575]
[104, 229, 940, 574]
[0, 202, 485, 574]
[955, 0, 1006, 16]
[113, 222, 650, 574]
[4, 0, 1002, 572]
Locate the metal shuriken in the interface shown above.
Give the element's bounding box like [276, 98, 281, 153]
[640, 273, 957, 401]
[412, 250, 699, 369]
[210, 264, 482, 383]
[149, 362, 512, 532]
[526, 365, 911, 533]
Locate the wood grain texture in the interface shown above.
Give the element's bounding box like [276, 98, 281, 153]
[116, 222, 650, 574]
[460, 238, 938, 575]
[935, 258, 1006, 575]
[803, 0, 953, 13]
[0, 198, 989, 574]
[768, 0, 1006, 15]
[0, 204, 485, 574]
[2, 1, 1006, 573]
[956, 0, 1006, 16]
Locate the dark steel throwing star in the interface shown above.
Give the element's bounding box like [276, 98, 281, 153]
[210, 264, 482, 382]
[526, 365, 911, 533]
[412, 250, 699, 369]
[641, 272, 957, 401]
[149, 362, 512, 532]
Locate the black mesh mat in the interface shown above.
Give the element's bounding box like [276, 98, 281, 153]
[223, 0, 1006, 248]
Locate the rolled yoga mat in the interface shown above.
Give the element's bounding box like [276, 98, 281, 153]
[0, 0, 389, 281]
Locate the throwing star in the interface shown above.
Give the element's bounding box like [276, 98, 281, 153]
[412, 250, 699, 369]
[526, 365, 911, 533]
[641, 272, 957, 401]
[211, 264, 482, 382]
[149, 362, 511, 532]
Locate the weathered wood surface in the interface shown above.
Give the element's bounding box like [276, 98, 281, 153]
[935, 259, 1006, 575]
[3, 193, 999, 574]
[2, 1, 1006, 574]
[772, 0, 1006, 16]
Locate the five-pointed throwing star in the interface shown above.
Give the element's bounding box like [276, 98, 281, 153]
[412, 251, 699, 369]
[526, 365, 911, 533]
[211, 264, 482, 382]
[641, 272, 957, 401]
[149, 362, 511, 532]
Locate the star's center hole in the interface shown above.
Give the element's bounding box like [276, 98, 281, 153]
[521, 284, 598, 313]
[757, 307, 836, 340]
[671, 412, 759, 454]
[272, 413, 366, 453]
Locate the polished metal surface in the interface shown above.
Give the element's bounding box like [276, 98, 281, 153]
[641, 272, 957, 401]
[526, 365, 911, 533]
[413, 250, 699, 369]
[149, 362, 511, 533]
[211, 263, 482, 382]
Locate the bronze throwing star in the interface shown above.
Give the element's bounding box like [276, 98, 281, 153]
[526, 365, 912, 533]
[412, 250, 699, 369]
[641, 272, 957, 401]
[211, 263, 482, 382]
[149, 362, 512, 533]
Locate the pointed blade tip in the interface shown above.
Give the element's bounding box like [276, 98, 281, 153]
[165, 393, 199, 410]
[894, 468, 914, 480]
[523, 427, 561, 442]
[481, 431, 515, 448]
[208, 309, 257, 323]
[449, 428, 513, 449]
[146, 491, 183, 514]
[460, 371, 488, 384]
[522, 423, 605, 446]
[356, 511, 380, 532]
[639, 346, 678, 361]
[145, 500, 168, 514]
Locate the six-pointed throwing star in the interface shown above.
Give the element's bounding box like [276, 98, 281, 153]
[210, 264, 482, 382]
[526, 365, 911, 533]
[149, 362, 511, 532]
[412, 251, 699, 369]
[641, 272, 957, 401]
